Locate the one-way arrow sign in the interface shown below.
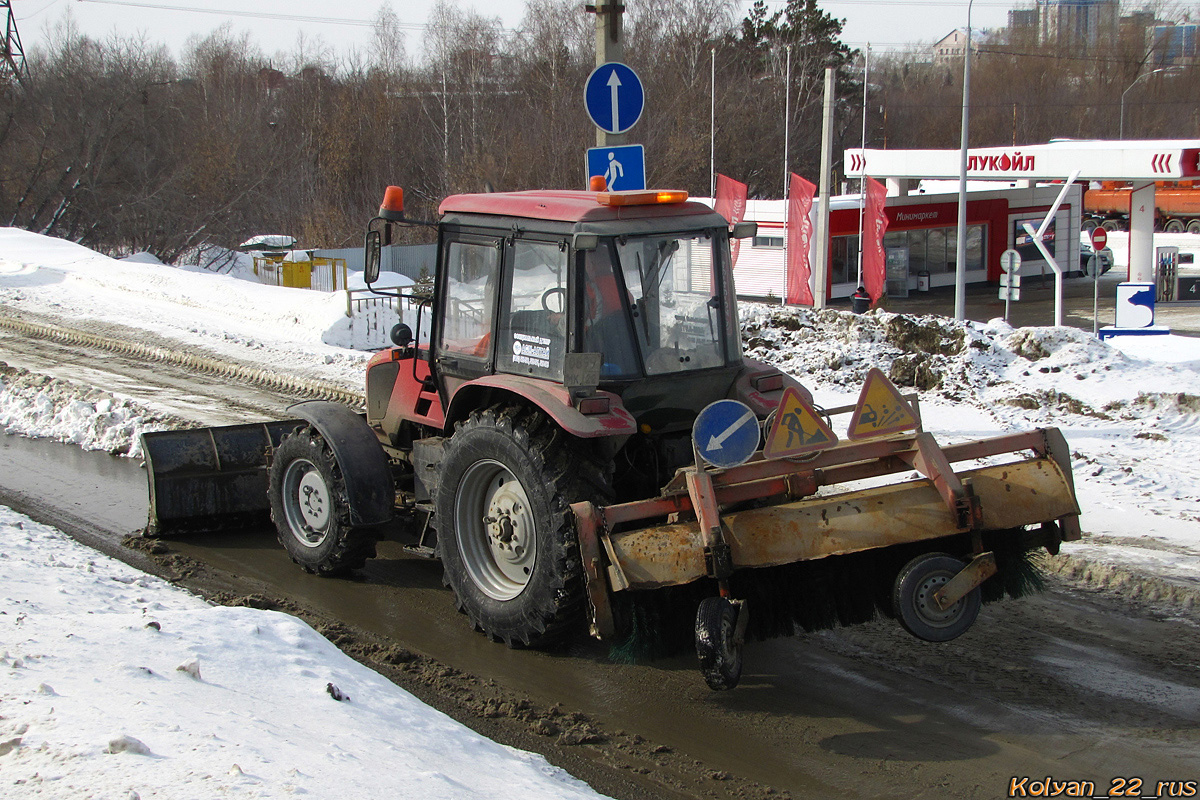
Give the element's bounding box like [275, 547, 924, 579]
[692, 400, 760, 468]
[584, 62, 644, 135]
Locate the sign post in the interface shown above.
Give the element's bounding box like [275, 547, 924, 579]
[999, 248, 1022, 322]
[1090, 227, 1108, 336]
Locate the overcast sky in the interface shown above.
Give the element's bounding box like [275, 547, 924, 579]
[15, 0, 1018, 61]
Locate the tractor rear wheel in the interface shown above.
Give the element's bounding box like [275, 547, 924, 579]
[436, 405, 594, 648]
[269, 427, 377, 576]
[892, 552, 981, 642]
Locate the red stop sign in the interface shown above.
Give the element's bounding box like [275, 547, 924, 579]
[1091, 227, 1108, 249]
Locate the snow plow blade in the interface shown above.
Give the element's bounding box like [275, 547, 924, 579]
[572, 427, 1081, 639]
[141, 421, 298, 535]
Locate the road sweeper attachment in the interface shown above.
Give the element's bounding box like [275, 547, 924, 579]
[569, 369, 1079, 689]
[137, 187, 1081, 691]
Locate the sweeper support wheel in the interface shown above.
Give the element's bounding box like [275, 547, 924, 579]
[892, 552, 982, 642]
[696, 596, 747, 691]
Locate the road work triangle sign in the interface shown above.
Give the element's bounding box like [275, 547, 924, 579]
[763, 387, 839, 459]
[847, 368, 919, 440]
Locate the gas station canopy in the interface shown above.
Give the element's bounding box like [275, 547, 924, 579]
[844, 139, 1200, 291]
[845, 140, 1200, 182]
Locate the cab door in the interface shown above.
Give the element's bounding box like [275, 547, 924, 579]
[434, 233, 503, 398]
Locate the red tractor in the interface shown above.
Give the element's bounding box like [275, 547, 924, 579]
[144, 186, 1080, 690]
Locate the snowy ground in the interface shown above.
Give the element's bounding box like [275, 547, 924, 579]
[0, 507, 606, 800]
[2, 226, 1199, 795]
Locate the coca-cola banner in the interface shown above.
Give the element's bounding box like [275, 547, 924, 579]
[786, 173, 816, 305]
[714, 174, 748, 267]
[863, 176, 889, 304]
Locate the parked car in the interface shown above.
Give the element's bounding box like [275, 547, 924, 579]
[1079, 232, 1113, 277]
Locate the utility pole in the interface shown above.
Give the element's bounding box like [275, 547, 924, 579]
[587, 0, 625, 147]
[2, 1, 29, 85]
[813, 67, 835, 310]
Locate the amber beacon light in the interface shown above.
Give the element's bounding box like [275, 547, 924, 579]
[379, 185, 405, 221]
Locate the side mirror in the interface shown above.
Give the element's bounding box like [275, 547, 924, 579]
[731, 221, 758, 239]
[364, 229, 382, 284]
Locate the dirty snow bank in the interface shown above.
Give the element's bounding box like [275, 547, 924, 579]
[0, 365, 183, 457]
[0, 506, 608, 800]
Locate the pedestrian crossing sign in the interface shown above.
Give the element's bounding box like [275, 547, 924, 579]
[763, 388, 839, 459]
[847, 368, 919, 440]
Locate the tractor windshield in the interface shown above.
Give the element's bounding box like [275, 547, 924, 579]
[582, 230, 736, 378]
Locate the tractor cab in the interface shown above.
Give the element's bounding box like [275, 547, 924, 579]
[363, 187, 776, 435]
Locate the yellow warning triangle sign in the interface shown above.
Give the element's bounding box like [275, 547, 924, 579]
[763, 387, 839, 459]
[847, 368, 919, 440]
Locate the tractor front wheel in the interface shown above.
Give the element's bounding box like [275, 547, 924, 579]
[696, 596, 744, 691]
[436, 405, 589, 649]
[269, 427, 377, 576]
[892, 552, 981, 642]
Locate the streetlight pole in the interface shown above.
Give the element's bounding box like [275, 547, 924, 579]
[1120, 67, 1173, 139]
[953, 1, 974, 321]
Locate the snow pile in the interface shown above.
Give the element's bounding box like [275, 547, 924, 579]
[0, 506, 608, 800]
[119, 252, 166, 265]
[0, 227, 375, 380]
[741, 303, 1200, 425]
[0, 365, 181, 457]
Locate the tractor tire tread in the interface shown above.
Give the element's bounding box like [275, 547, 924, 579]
[436, 403, 602, 649]
[269, 427, 377, 577]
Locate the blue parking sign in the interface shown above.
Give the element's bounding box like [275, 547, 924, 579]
[586, 145, 645, 192]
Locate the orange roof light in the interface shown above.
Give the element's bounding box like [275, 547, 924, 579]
[595, 190, 689, 207]
[589, 175, 607, 191]
[380, 185, 405, 221]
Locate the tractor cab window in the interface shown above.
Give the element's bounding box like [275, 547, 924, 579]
[615, 231, 729, 375]
[582, 245, 639, 379]
[439, 239, 499, 360]
[497, 240, 568, 380]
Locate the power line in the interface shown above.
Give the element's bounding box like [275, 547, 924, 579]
[75, 0, 413, 31]
[74, 0, 520, 35]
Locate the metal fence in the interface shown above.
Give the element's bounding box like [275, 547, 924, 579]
[344, 288, 433, 351]
[314, 243, 436, 282]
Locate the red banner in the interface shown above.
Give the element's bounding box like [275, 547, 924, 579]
[786, 173, 816, 305]
[863, 176, 889, 305]
[714, 174, 748, 267]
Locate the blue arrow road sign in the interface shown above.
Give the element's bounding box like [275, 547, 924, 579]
[584, 62, 644, 135]
[693, 400, 760, 469]
[586, 145, 645, 192]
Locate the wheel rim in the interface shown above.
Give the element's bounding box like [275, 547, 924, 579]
[909, 569, 963, 629]
[281, 458, 332, 548]
[454, 459, 536, 601]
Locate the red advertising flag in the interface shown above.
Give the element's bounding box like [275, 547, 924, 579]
[862, 176, 889, 305]
[714, 174, 748, 267]
[786, 173, 816, 305]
